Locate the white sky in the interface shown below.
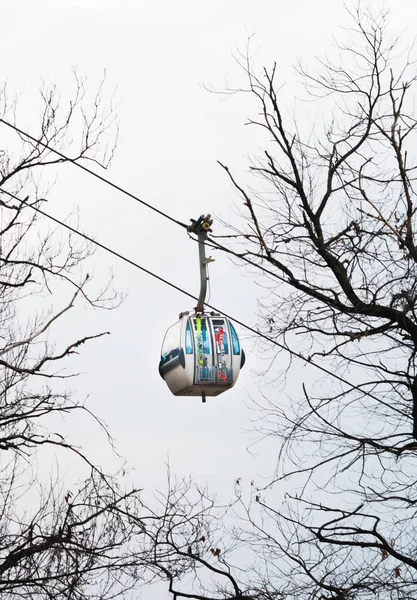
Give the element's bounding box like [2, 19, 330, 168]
[2, 0, 417, 596]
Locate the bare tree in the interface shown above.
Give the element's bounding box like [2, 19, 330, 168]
[0, 74, 149, 599]
[138, 4, 417, 599]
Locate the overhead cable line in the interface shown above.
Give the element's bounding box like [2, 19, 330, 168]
[0, 187, 380, 402]
[0, 118, 188, 231]
[0, 118, 292, 289]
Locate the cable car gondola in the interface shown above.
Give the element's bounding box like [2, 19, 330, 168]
[159, 214, 245, 402]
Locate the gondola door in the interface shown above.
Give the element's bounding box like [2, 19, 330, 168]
[191, 316, 214, 385]
[209, 317, 233, 385]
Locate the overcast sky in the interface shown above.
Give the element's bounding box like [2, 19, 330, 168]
[2, 1, 417, 596]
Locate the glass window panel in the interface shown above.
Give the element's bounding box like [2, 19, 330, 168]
[185, 320, 193, 354]
[229, 323, 240, 355]
[194, 318, 211, 374]
[212, 319, 229, 355]
[161, 322, 180, 357]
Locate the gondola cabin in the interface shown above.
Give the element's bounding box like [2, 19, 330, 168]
[159, 312, 245, 399]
